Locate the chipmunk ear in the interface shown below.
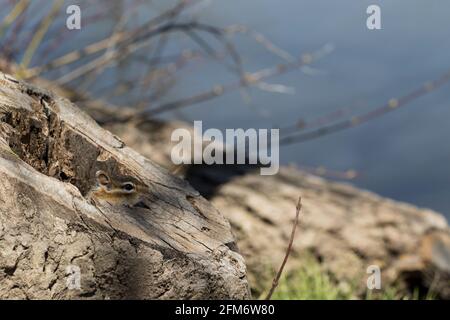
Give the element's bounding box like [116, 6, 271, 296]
[95, 171, 110, 186]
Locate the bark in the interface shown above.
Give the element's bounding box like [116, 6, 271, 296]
[0, 72, 250, 299]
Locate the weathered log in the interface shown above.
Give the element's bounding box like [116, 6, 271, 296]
[0, 72, 250, 299]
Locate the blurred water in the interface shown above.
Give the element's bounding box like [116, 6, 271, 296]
[168, 0, 450, 218]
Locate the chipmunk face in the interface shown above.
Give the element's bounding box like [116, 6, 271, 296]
[88, 170, 144, 206]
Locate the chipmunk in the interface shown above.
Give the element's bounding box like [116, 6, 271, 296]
[87, 170, 146, 207]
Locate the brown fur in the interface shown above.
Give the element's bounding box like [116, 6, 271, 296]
[87, 171, 146, 206]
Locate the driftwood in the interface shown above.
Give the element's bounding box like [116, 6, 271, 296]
[0, 72, 250, 299]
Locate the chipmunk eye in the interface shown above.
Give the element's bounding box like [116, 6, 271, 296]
[122, 183, 135, 192]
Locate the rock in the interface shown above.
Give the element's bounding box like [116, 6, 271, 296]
[420, 231, 450, 273]
[391, 230, 450, 299]
[0, 72, 250, 299]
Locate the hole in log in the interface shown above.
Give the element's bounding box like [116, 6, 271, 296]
[0, 87, 146, 202]
[0, 94, 131, 197]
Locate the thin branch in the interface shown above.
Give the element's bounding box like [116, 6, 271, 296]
[19, 0, 64, 70]
[295, 164, 359, 180]
[226, 24, 296, 63]
[23, 0, 192, 78]
[280, 69, 450, 145]
[53, 21, 239, 85]
[0, 0, 29, 40]
[137, 44, 333, 117]
[279, 100, 367, 137]
[265, 196, 302, 300]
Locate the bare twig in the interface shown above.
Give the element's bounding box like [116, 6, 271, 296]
[19, 0, 64, 70]
[225, 24, 296, 63]
[53, 21, 241, 85]
[23, 0, 192, 78]
[0, 0, 29, 39]
[137, 44, 333, 117]
[265, 196, 302, 300]
[295, 164, 358, 180]
[280, 69, 450, 145]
